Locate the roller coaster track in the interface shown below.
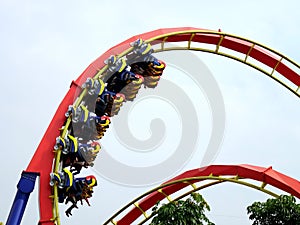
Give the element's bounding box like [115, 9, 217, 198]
[18, 27, 300, 225]
[103, 164, 300, 225]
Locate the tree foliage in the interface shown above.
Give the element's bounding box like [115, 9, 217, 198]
[150, 192, 215, 225]
[247, 194, 300, 225]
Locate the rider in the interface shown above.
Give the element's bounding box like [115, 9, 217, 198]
[71, 104, 106, 141]
[50, 169, 97, 216]
[95, 88, 116, 117]
[127, 38, 165, 76]
[104, 55, 139, 93]
[82, 78, 107, 111]
[77, 141, 101, 167]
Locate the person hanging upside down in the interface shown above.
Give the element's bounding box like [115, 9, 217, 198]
[54, 134, 101, 174]
[82, 77, 107, 111]
[127, 38, 166, 77]
[95, 88, 116, 117]
[50, 168, 97, 217]
[104, 55, 140, 93]
[71, 104, 109, 141]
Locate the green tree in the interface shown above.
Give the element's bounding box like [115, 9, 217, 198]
[150, 192, 215, 225]
[247, 194, 300, 225]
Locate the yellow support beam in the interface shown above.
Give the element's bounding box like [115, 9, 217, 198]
[161, 36, 169, 51]
[244, 43, 255, 62]
[270, 57, 283, 76]
[215, 34, 224, 53]
[261, 182, 267, 189]
[110, 219, 118, 225]
[134, 202, 149, 219]
[188, 33, 195, 49]
[183, 180, 198, 190]
[157, 188, 173, 202]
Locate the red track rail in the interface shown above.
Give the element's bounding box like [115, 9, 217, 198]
[116, 164, 300, 224]
[24, 27, 300, 224]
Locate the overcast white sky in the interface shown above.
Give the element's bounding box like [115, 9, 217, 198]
[1, 1, 300, 225]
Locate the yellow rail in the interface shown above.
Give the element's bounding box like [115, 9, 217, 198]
[50, 29, 300, 224]
[103, 175, 279, 225]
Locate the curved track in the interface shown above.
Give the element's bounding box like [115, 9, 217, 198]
[20, 27, 300, 225]
[103, 164, 300, 225]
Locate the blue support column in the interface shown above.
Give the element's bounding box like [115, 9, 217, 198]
[6, 171, 39, 225]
